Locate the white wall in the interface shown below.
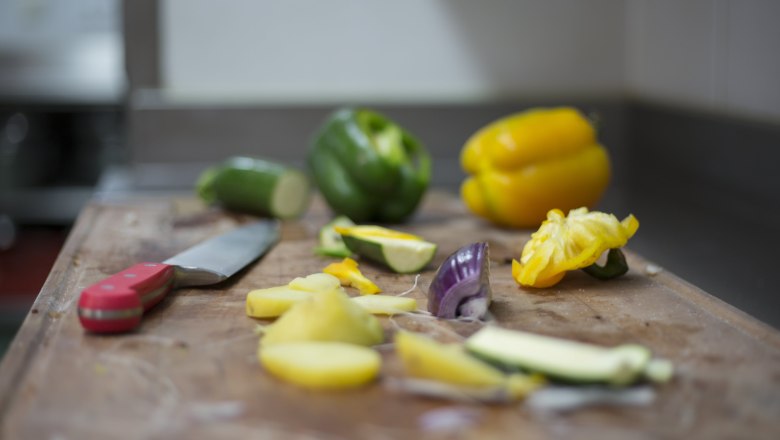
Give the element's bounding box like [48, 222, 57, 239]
[626, 0, 780, 122]
[160, 0, 780, 121]
[160, 0, 626, 103]
[0, 0, 124, 103]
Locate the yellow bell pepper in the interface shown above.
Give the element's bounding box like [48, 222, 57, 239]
[323, 257, 382, 295]
[512, 207, 639, 288]
[460, 107, 611, 228]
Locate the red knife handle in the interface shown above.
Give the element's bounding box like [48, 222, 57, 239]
[78, 263, 176, 333]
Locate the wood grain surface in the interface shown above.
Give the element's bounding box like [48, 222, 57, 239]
[1, 191, 779, 439]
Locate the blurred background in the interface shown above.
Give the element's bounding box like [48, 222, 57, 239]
[1, 0, 778, 355]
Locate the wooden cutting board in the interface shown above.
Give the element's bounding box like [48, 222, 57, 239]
[1, 191, 779, 439]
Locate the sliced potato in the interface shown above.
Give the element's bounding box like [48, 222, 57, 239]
[246, 286, 314, 318]
[260, 342, 381, 390]
[247, 273, 345, 319]
[351, 295, 417, 315]
[288, 272, 342, 292]
[261, 289, 384, 347]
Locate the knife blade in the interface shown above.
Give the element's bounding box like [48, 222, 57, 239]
[77, 220, 280, 333]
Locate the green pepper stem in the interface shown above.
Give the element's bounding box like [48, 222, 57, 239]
[582, 248, 629, 280]
[373, 124, 408, 166]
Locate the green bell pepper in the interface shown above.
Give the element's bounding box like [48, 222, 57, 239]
[308, 108, 431, 223]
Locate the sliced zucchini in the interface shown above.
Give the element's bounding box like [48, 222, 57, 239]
[315, 216, 355, 257]
[338, 226, 436, 273]
[394, 331, 539, 399]
[465, 326, 652, 386]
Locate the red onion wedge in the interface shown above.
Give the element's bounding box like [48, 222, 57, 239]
[427, 242, 491, 319]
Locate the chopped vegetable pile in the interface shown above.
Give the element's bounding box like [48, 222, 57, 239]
[192, 106, 676, 412]
[245, 260, 672, 401]
[242, 205, 668, 402]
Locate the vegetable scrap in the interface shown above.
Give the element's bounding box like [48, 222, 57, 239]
[418, 407, 484, 433]
[314, 215, 355, 257]
[246, 273, 343, 318]
[351, 295, 417, 315]
[512, 207, 639, 288]
[288, 272, 342, 292]
[260, 289, 384, 347]
[428, 242, 492, 320]
[254, 284, 385, 390]
[385, 378, 519, 404]
[324, 257, 381, 295]
[526, 385, 656, 413]
[582, 247, 630, 280]
[336, 225, 437, 274]
[259, 342, 381, 390]
[645, 264, 663, 276]
[394, 331, 541, 401]
[465, 326, 671, 386]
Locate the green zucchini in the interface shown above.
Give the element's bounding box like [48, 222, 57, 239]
[315, 216, 355, 257]
[340, 231, 436, 274]
[465, 326, 653, 386]
[197, 156, 312, 219]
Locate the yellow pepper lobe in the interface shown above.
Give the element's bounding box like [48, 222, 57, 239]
[460, 107, 611, 228]
[324, 257, 382, 295]
[460, 177, 489, 218]
[513, 208, 639, 288]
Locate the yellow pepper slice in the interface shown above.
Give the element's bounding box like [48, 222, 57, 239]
[513, 207, 639, 288]
[324, 257, 382, 295]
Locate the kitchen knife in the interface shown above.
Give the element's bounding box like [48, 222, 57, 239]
[78, 220, 280, 333]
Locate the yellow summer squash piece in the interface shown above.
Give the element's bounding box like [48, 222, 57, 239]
[260, 341, 381, 390]
[395, 331, 540, 399]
